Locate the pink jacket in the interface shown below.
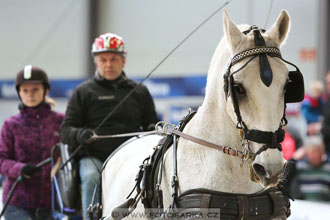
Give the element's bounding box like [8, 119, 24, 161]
[0, 103, 64, 208]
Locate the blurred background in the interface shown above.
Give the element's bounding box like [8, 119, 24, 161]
[0, 0, 329, 130]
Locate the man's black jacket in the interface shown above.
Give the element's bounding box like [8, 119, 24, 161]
[322, 99, 330, 154]
[60, 73, 159, 162]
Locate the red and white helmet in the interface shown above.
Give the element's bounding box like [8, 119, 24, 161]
[91, 33, 126, 56]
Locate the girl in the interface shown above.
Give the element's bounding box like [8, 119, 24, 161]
[0, 65, 64, 220]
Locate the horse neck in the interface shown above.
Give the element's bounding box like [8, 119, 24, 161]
[203, 38, 229, 108]
[196, 38, 236, 143]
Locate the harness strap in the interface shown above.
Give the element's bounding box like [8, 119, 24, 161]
[244, 127, 285, 145]
[176, 187, 291, 220]
[237, 196, 248, 220]
[200, 194, 212, 208]
[269, 190, 291, 218]
[169, 129, 249, 159]
[111, 111, 198, 218]
[171, 134, 179, 208]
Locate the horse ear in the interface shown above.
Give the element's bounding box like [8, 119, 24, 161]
[223, 9, 244, 52]
[266, 10, 290, 46]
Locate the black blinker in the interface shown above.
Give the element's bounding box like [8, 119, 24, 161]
[285, 70, 305, 103]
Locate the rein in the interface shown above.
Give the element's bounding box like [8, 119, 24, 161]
[85, 121, 255, 161]
[85, 130, 158, 144]
[156, 121, 254, 160]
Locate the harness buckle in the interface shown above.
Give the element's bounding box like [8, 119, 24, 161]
[155, 121, 166, 135]
[241, 139, 250, 161]
[236, 121, 244, 129]
[281, 117, 288, 127]
[155, 121, 175, 136]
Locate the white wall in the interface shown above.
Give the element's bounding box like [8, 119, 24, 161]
[0, 0, 319, 82]
[97, 0, 318, 85]
[0, 0, 90, 79]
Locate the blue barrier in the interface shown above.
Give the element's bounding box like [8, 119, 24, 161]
[0, 75, 206, 99]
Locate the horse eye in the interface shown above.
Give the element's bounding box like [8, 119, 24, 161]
[234, 84, 245, 95]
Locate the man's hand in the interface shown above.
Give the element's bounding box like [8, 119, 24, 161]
[76, 129, 94, 144]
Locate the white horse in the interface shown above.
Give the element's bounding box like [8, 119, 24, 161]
[100, 10, 302, 220]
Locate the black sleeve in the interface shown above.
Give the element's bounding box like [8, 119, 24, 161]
[60, 87, 86, 148]
[322, 101, 330, 140]
[282, 159, 297, 195]
[141, 86, 160, 131]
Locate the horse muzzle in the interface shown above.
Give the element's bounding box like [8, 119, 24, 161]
[251, 148, 285, 187]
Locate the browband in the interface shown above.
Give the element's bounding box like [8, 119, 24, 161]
[231, 46, 282, 66]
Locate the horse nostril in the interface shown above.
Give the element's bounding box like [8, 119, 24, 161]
[253, 163, 267, 178]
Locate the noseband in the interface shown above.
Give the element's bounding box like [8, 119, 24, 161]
[224, 26, 290, 158]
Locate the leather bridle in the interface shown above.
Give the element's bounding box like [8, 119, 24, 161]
[223, 26, 288, 158]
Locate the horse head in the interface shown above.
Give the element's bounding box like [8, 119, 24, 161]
[218, 10, 303, 188]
